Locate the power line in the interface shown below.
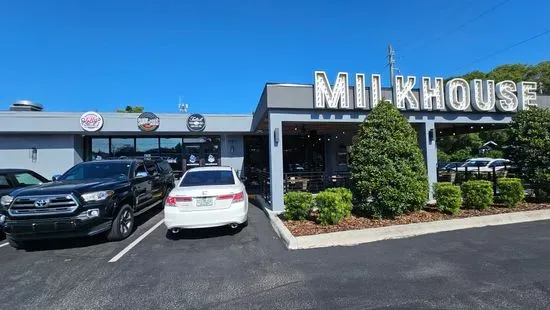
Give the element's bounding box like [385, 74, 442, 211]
[414, 0, 511, 52]
[452, 29, 550, 74]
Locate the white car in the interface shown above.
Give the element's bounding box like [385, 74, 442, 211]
[455, 158, 511, 172]
[164, 166, 248, 234]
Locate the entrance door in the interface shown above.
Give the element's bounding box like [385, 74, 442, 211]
[182, 136, 220, 170]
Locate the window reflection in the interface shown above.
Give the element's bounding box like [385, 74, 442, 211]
[136, 138, 159, 156]
[91, 138, 109, 160]
[111, 138, 135, 158]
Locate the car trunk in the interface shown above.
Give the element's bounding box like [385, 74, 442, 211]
[171, 185, 242, 211]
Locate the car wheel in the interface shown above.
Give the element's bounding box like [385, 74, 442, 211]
[7, 237, 26, 249]
[106, 205, 135, 241]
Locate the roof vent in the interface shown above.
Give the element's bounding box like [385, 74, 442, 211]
[9, 100, 43, 111]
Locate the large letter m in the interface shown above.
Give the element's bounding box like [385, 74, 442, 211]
[314, 71, 350, 109]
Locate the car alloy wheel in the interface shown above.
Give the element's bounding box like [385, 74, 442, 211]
[119, 209, 133, 236]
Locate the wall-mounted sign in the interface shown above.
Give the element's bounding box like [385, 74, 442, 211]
[187, 114, 206, 132]
[314, 71, 538, 112]
[137, 112, 160, 131]
[80, 111, 104, 132]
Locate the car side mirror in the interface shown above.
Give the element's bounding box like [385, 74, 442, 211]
[52, 175, 61, 181]
[136, 171, 148, 178]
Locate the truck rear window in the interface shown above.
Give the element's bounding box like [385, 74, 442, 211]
[180, 170, 235, 187]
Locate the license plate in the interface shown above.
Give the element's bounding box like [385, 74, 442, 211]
[196, 197, 213, 207]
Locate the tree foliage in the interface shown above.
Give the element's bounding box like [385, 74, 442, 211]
[507, 107, 550, 201]
[350, 101, 428, 218]
[454, 61, 549, 94]
[116, 105, 145, 113]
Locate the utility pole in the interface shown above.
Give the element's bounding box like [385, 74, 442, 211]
[388, 44, 396, 89]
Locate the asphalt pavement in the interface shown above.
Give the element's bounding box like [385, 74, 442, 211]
[1, 204, 550, 309]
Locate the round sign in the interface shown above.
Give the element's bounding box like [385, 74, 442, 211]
[137, 112, 160, 131]
[80, 112, 104, 132]
[187, 114, 206, 132]
[207, 154, 216, 163]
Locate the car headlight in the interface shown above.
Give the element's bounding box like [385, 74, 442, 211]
[1, 195, 13, 207]
[81, 190, 114, 202]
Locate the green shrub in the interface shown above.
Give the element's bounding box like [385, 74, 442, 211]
[497, 178, 525, 207]
[283, 192, 313, 220]
[325, 187, 353, 208]
[434, 182, 462, 214]
[461, 180, 494, 210]
[349, 101, 428, 218]
[315, 189, 353, 225]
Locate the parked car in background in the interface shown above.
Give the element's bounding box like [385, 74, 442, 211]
[455, 158, 512, 172]
[1, 158, 174, 249]
[442, 162, 464, 171]
[0, 169, 49, 231]
[164, 166, 248, 235]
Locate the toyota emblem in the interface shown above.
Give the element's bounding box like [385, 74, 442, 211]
[34, 199, 50, 208]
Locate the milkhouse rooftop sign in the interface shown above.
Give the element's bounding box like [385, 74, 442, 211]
[313, 71, 538, 112]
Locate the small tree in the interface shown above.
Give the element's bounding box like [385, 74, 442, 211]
[350, 101, 429, 218]
[507, 107, 550, 201]
[116, 105, 145, 113]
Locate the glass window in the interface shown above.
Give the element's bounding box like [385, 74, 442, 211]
[180, 170, 235, 187]
[13, 172, 45, 186]
[160, 138, 183, 170]
[0, 175, 12, 189]
[464, 160, 490, 167]
[136, 138, 159, 156]
[144, 162, 158, 175]
[135, 164, 148, 177]
[61, 162, 131, 180]
[111, 138, 135, 158]
[91, 138, 110, 160]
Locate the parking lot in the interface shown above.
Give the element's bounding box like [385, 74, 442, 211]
[2, 204, 550, 309]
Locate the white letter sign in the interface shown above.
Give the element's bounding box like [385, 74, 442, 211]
[445, 78, 470, 111]
[314, 71, 350, 109]
[355, 73, 367, 109]
[420, 77, 445, 110]
[518, 81, 538, 110]
[470, 79, 496, 111]
[495, 80, 519, 112]
[370, 74, 382, 109]
[394, 76, 419, 110]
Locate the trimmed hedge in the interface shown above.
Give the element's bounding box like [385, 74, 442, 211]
[461, 180, 494, 210]
[434, 182, 462, 214]
[497, 178, 525, 207]
[315, 188, 353, 225]
[283, 192, 313, 220]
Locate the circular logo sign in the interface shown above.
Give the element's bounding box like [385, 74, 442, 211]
[137, 112, 160, 131]
[187, 114, 206, 132]
[207, 154, 216, 163]
[80, 112, 104, 132]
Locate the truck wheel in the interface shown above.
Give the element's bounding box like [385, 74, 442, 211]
[7, 237, 26, 249]
[106, 205, 135, 241]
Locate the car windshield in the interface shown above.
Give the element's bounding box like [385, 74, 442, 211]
[60, 162, 131, 181]
[464, 160, 490, 167]
[180, 170, 235, 187]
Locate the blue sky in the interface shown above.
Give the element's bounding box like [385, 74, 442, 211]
[0, 0, 548, 114]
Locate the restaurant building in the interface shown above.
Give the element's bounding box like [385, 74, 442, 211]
[1, 71, 549, 211]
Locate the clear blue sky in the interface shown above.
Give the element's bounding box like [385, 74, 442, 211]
[1, 0, 548, 114]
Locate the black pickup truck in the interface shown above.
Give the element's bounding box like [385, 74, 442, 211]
[0, 158, 174, 249]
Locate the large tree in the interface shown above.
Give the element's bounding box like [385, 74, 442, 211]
[507, 107, 550, 201]
[350, 101, 428, 218]
[116, 105, 144, 113]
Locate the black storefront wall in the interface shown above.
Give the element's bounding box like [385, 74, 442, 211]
[86, 136, 222, 176]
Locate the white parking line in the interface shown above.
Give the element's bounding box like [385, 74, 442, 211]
[108, 219, 165, 263]
[0, 242, 9, 248]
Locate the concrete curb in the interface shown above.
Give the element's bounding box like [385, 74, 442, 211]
[263, 206, 550, 250]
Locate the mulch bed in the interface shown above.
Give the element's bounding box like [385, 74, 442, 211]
[281, 203, 550, 237]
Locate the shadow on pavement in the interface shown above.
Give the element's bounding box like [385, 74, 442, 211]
[19, 205, 163, 252]
[166, 224, 246, 240]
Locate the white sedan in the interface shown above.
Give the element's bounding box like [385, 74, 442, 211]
[164, 166, 248, 234]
